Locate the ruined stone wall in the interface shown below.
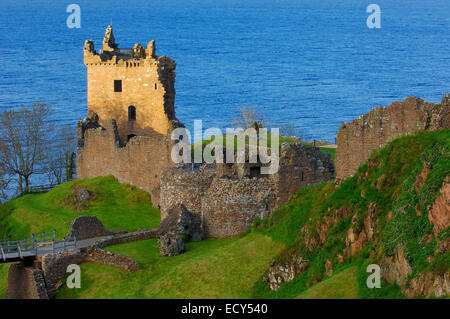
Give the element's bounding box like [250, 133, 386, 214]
[159, 143, 334, 238]
[93, 229, 159, 248]
[274, 143, 334, 207]
[84, 247, 140, 273]
[66, 216, 115, 240]
[202, 177, 276, 238]
[76, 119, 173, 207]
[159, 165, 216, 219]
[336, 95, 450, 180]
[39, 248, 85, 298]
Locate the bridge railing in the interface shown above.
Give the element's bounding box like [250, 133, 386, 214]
[0, 231, 77, 261]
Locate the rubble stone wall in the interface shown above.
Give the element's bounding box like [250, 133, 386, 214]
[76, 119, 173, 206]
[5, 263, 48, 299]
[160, 143, 334, 238]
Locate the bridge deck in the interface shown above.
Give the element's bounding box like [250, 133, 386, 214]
[1, 236, 109, 264]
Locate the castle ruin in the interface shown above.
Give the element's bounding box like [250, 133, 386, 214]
[77, 26, 335, 238]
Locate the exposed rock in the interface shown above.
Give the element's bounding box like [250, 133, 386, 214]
[415, 165, 431, 194]
[379, 245, 412, 287]
[428, 179, 450, 237]
[344, 203, 377, 257]
[437, 237, 450, 254]
[265, 255, 309, 291]
[62, 185, 95, 211]
[301, 226, 319, 252]
[403, 272, 450, 298]
[158, 233, 185, 257]
[325, 259, 333, 276]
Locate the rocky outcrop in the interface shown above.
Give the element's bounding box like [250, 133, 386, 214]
[403, 272, 450, 298]
[265, 255, 310, 291]
[428, 178, 450, 237]
[379, 245, 449, 298]
[62, 185, 96, 211]
[379, 245, 412, 287]
[344, 203, 377, 257]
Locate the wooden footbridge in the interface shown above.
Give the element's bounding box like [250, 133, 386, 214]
[0, 231, 80, 263]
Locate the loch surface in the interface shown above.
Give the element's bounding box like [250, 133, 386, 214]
[0, 0, 449, 141]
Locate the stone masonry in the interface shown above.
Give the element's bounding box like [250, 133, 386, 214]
[335, 95, 450, 180]
[77, 26, 181, 206]
[83, 25, 176, 139]
[160, 142, 334, 238]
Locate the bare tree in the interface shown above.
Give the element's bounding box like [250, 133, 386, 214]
[0, 103, 52, 194]
[0, 160, 11, 201]
[44, 125, 76, 185]
[232, 106, 270, 129]
[279, 121, 305, 140]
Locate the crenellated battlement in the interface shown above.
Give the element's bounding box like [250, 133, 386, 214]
[83, 25, 159, 66]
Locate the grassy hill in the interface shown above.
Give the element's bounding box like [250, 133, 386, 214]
[0, 130, 447, 299]
[251, 129, 449, 299]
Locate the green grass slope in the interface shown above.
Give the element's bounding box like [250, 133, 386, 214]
[56, 233, 283, 299]
[295, 266, 358, 299]
[252, 129, 449, 299]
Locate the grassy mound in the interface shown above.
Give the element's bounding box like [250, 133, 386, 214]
[0, 175, 160, 241]
[0, 175, 160, 298]
[252, 129, 449, 298]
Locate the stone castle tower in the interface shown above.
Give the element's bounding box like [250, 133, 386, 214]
[77, 26, 181, 206]
[83, 25, 177, 145]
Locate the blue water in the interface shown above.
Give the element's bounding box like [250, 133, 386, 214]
[0, 0, 449, 142]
